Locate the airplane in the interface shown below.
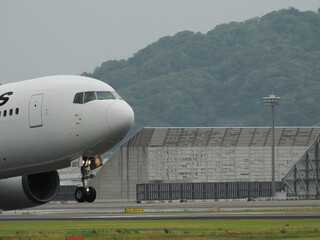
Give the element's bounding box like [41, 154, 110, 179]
[0, 75, 134, 210]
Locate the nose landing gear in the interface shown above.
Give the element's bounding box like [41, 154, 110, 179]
[74, 156, 102, 203]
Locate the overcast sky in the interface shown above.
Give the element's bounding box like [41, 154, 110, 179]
[1, 0, 319, 83]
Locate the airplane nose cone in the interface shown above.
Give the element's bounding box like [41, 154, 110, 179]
[106, 101, 134, 136]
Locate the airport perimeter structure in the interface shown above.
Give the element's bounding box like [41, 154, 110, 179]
[86, 127, 320, 202]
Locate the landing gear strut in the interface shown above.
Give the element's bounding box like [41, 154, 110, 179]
[74, 156, 98, 203]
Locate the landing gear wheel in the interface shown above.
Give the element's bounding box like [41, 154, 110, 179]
[75, 187, 87, 203]
[75, 156, 100, 203]
[86, 186, 96, 203]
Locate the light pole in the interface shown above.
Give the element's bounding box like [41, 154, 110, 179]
[263, 94, 280, 197]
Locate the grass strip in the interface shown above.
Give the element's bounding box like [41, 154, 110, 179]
[0, 219, 319, 239]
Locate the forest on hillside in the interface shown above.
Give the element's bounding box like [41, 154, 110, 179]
[83, 8, 320, 132]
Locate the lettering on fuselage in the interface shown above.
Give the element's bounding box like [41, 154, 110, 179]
[0, 92, 13, 106]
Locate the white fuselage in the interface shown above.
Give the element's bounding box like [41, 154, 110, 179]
[0, 75, 134, 179]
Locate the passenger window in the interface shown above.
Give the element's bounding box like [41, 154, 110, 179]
[97, 91, 115, 100]
[73, 92, 84, 104]
[0, 111, 1, 117]
[3, 110, 7, 117]
[9, 109, 13, 116]
[15, 108, 19, 115]
[84, 92, 96, 103]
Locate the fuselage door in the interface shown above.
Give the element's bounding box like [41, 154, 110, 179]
[29, 94, 44, 128]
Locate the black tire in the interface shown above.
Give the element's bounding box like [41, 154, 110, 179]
[75, 187, 87, 202]
[86, 186, 96, 203]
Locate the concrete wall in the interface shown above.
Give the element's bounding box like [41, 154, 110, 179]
[90, 147, 149, 201]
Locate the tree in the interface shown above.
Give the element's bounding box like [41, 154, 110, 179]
[83, 8, 320, 130]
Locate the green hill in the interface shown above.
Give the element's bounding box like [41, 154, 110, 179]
[83, 8, 320, 131]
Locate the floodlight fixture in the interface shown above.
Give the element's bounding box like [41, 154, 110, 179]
[263, 94, 280, 106]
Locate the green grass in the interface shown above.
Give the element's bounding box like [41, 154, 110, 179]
[0, 219, 319, 239]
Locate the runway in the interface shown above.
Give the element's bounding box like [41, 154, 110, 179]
[1, 211, 320, 221]
[1, 200, 320, 221]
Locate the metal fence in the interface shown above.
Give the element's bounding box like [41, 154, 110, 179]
[53, 182, 284, 202]
[53, 185, 77, 201]
[137, 181, 283, 202]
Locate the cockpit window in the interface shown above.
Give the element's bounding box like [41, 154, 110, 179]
[97, 91, 115, 100]
[111, 91, 122, 100]
[73, 92, 84, 104]
[73, 91, 120, 104]
[84, 91, 97, 103]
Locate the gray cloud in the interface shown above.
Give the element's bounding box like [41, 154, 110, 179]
[1, 0, 319, 83]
